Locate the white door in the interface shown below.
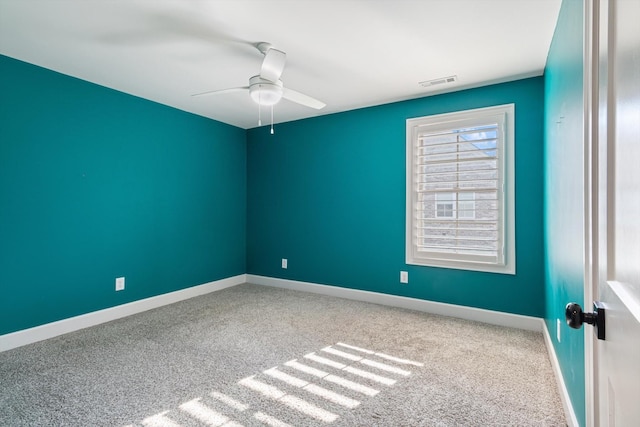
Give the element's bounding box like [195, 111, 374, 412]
[590, 0, 640, 425]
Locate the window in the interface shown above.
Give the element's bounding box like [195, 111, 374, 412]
[457, 192, 476, 219]
[406, 104, 515, 274]
[435, 192, 476, 219]
[435, 193, 455, 218]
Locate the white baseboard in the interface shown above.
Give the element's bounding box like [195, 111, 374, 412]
[0, 274, 246, 353]
[246, 274, 542, 332]
[542, 323, 580, 427]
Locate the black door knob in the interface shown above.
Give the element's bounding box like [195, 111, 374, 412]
[565, 301, 606, 340]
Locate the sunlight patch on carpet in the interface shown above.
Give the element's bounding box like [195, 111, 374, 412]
[128, 342, 422, 426]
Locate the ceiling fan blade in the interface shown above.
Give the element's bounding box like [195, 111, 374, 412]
[282, 87, 326, 110]
[191, 87, 248, 97]
[260, 48, 286, 82]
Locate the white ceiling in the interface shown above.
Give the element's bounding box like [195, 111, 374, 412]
[0, 0, 561, 129]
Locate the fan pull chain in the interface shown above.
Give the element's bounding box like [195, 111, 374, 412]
[258, 90, 262, 126]
[270, 105, 274, 134]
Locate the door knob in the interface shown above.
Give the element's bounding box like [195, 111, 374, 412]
[565, 301, 606, 340]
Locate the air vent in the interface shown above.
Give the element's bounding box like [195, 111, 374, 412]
[419, 75, 458, 87]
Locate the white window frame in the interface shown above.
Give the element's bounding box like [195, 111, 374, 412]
[435, 192, 476, 220]
[435, 192, 456, 219]
[405, 104, 515, 274]
[457, 192, 476, 220]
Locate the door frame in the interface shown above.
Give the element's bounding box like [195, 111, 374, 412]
[583, 0, 595, 425]
[583, 0, 603, 425]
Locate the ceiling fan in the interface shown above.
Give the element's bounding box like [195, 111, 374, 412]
[192, 42, 326, 132]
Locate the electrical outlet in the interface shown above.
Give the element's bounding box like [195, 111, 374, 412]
[282, 258, 288, 269]
[400, 271, 408, 284]
[115, 277, 125, 291]
[557, 318, 561, 342]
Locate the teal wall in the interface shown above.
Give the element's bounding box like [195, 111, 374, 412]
[247, 77, 545, 317]
[543, 0, 586, 425]
[0, 55, 247, 336]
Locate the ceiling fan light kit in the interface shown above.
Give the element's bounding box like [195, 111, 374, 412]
[192, 41, 325, 134]
[249, 76, 283, 106]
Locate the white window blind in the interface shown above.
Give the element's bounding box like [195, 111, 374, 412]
[406, 104, 515, 274]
